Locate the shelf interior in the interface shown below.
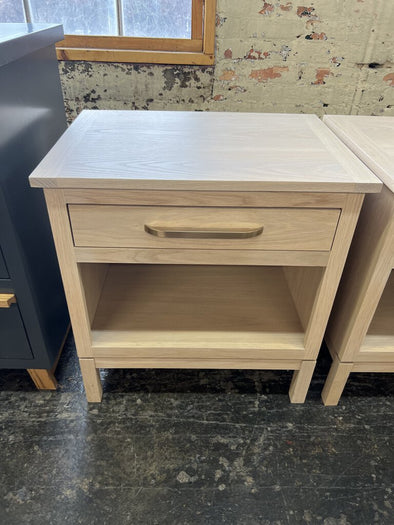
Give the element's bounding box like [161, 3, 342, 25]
[362, 270, 394, 352]
[88, 264, 305, 351]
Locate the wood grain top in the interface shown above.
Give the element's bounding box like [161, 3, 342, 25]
[324, 115, 394, 194]
[29, 110, 381, 192]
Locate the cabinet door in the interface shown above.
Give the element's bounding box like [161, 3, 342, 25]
[0, 247, 9, 278]
[0, 303, 33, 359]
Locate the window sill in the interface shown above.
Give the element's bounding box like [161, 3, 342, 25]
[56, 47, 214, 65]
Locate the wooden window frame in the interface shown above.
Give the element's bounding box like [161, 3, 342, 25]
[56, 0, 215, 65]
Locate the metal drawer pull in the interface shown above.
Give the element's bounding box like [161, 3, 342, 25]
[0, 294, 16, 308]
[144, 225, 264, 239]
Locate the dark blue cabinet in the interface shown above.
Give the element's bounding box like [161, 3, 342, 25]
[0, 23, 69, 388]
[0, 247, 8, 278]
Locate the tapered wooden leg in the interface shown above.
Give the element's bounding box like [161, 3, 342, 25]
[27, 369, 58, 390]
[27, 325, 70, 391]
[289, 360, 316, 403]
[79, 358, 102, 402]
[322, 357, 353, 406]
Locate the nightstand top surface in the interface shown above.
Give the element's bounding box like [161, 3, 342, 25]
[324, 115, 394, 194]
[30, 110, 381, 193]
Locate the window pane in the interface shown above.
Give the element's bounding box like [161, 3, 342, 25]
[28, 0, 118, 36]
[122, 0, 192, 39]
[0, 0, 26, 23]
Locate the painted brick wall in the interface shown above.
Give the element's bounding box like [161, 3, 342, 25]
[60, 0, 393, 122]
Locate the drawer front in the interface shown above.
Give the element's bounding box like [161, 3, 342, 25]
[0, 301, 33, 360]
[0, 247, 9, 278]
[69, 205, 340, 252]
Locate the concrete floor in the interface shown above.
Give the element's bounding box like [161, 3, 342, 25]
[0, 334, 393, 525]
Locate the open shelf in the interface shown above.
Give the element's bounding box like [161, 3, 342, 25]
[88, 265, 306, 355]
[361, 270, 394, 354]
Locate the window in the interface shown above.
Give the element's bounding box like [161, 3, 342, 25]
[0, 0, 215, 64]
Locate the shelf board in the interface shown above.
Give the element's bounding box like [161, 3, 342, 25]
[91, 265, 305, 354]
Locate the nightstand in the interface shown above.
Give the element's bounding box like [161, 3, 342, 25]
[29, 111, 380, 402]
[323, 115, 394, 405]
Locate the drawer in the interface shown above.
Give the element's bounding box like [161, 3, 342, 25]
[69, 205, 340, 252]
[0, 297, 33, 360]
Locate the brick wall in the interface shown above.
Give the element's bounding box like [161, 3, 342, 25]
[59, 0, 394, 121]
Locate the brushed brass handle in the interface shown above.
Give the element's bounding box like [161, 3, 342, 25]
[0, 294, 16, 308]
[144, 225, 264, 239]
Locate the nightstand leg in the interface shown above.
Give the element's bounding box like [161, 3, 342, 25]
[27, 325, 70, 390]
[322, 357, 353, 406]
[289, 361, 316, 403]
[27, 369, 57, 390]
[79, 359, 103, 402]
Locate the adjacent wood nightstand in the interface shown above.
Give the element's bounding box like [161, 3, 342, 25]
[323, 115, 394, 405]
[29, 111, 381, 402]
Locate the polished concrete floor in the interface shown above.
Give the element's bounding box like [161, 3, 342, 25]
[0, 334, 393, 524]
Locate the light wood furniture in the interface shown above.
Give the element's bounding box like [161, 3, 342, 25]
[322, 115, 394, 405]
[29, 111, 380, 402]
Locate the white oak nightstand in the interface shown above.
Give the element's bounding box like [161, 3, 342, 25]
[29, 111, 380, 402]
[323, 115, 394, 405]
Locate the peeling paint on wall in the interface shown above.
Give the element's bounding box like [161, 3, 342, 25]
[259, 3, 275, 16]
[331, 57, 344, 67]
[305, 32, 327, 41]
[244, 48, 270, 60]
[216, 14, 226, 27]
[250, 67, 289, 82]
[219, 69, 238, 81]
[312, 68, 332, 85]
[296, 6, 317, 18]
[383, 73, 394, 87]
[59, 0, 394, 121]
